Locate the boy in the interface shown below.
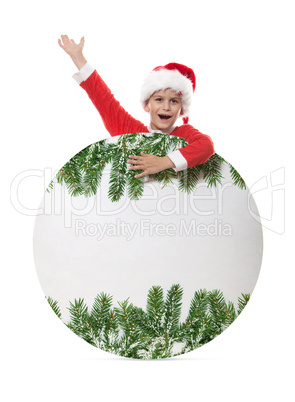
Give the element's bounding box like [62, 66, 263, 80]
[58, 35, 215, 179]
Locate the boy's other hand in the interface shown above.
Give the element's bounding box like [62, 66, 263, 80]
[127, 152, 175, 178]
[58, 35, 85, 57]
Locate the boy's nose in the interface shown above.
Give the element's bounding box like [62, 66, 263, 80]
[163, 101, 171, 110]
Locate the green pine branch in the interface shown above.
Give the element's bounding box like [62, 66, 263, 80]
[82, 143, 106, 197]
[56, 157, 84, 196]
[207, 289, 229, 334]
[164, 284, 184, 337]
[229, 163, 247, 190]
[46, 296, 62, 318]
[149, 168, 178, 188]
[126, 170, 145, 200]
[201, 153, 224, 188]
[47, 285, 250, 359]
[146, 286, 165, 331]
[90, 292, 113, 338]
[187, 289, 209, 321]
[238, 293, 250, 315]
[108, 151, 128, 202]
[66, 298, 98, 346]
[46, 133, 246, 201]
[102, 309, 120, 353]
[178, 164, 202, 193]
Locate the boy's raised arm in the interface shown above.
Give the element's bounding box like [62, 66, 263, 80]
[58, 35, 87, 71]
[58, 34, 147, 137]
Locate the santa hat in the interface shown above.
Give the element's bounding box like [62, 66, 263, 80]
[140, 63, 196, 124]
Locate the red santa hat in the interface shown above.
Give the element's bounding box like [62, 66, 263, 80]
[140, 63, 196, 124]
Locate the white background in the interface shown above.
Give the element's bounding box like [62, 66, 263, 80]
[3, 0, 294, 401]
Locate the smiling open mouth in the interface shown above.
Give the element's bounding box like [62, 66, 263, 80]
[158, 114, 172, 120]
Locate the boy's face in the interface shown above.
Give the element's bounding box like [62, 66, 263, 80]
[144, 89, 184, 132]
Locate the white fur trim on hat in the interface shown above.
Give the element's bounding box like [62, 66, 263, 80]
[140, 69, 194, 116]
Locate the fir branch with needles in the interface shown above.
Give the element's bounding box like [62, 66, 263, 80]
[46, 133, 246, 201]
[47, 284, 250, 359]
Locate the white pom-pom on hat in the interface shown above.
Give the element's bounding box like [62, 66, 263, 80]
[140, 63, 196, 124]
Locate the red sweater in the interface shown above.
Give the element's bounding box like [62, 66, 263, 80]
[79, 69, 215, 169]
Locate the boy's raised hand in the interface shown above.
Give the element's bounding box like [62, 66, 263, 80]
[58, 35, 87, 70]
[58, 35, 85, 57]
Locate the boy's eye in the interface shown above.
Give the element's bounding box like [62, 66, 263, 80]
[155, 98, 162, 101]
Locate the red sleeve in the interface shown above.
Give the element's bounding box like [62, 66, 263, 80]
[171, 125, 215, 168]
[80, 70, 148, 136]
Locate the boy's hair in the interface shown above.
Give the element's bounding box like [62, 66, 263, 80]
[140, 63, 196, 124]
